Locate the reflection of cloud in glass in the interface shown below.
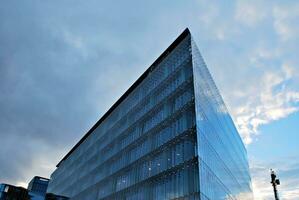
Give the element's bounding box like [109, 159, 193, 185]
[191, 37, 252, 199]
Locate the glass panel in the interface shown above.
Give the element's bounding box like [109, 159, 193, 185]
[191, 38, 253, 199]
[48, 30, 252, 200]
[48, 33, 200, 200]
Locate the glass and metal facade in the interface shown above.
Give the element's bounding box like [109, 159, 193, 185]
[28, 176, 49, 196]
[47, 29, 252, 200]
[0, 184, 30, 200]
[191, 39, 252, 200]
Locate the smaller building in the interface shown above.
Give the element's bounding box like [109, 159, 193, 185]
[0, 183, 30, 200]
[28, 176, 49, 197]
[0, 176, 68, 200]
[27, 176, 68, 200]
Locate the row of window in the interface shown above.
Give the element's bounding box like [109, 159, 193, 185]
[52, 104, 193, 196]
[101, 161, 199, 200]
[103, 36, 191, 123]
[64, 110, 196, 196]
[96, 63, 193, 156]
[75, 101, 194, 191]
[48, 37, 199, 199]
[31, 183, 47, 193]
[99, 87, 194, 172]
[50, 84, 195, 194]
[51, 58, 192, 182]
[95, 72, 193, 167]
[114, 138, 197, 193]
[85, 40, 192, 147]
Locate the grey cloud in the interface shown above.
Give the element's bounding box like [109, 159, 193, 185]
[0, 0, 199, 186]
[1, 2, 298, 197]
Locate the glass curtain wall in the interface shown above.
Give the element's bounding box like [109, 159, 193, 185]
[48, 33, 200, 200]
[48, 29, 253, 200]
[191, 38, 253, 200]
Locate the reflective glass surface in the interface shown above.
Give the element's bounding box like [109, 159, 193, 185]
[48, 34, 199, 199]
[48, 29, 252, 200]
[191, 38, 253, 200]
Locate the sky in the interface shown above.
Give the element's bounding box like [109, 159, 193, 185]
[0, 0, 298, 199]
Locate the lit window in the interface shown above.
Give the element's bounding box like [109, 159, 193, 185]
[4, 186, 9, 193]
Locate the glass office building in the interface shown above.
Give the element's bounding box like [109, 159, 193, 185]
[47, 29, 252, 200]
[28, 176, 50, 197]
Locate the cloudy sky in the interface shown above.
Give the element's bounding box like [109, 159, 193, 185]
[1, 0, 299, 199]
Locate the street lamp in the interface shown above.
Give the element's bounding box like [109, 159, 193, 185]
[270, 169, 280, 200]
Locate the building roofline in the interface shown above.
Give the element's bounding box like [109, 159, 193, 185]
[56, 28, 191, 167]
[30, 176, 50, 181]
[0, 183, 27, 189]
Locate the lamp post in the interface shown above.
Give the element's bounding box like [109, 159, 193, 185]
[270, 169, 280, 200]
